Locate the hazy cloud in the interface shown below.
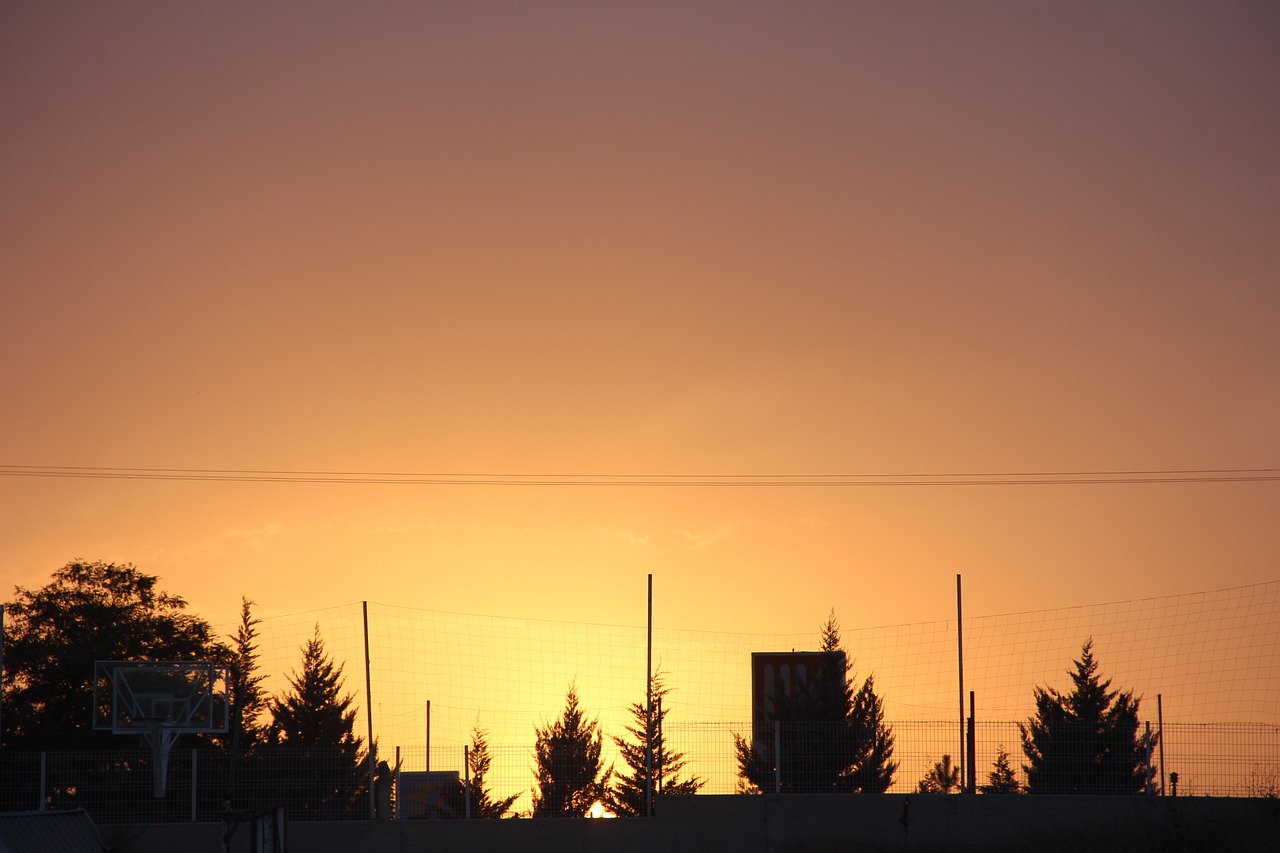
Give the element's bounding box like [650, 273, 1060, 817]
[224, 523, 287, 550]
[677, 524, 736, 552]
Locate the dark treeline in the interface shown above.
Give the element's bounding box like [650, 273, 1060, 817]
[1, 561, 370, 819]
[1, 561, 1159, 821]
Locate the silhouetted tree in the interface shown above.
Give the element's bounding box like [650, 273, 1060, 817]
[417, 724, 519, 818]
[466, 725, 519, 818]
[1, 560, 221, 749]
[213, 597, 273, 814]
[735, 612, 896, 793]
[531, 684, 611, 818]
[917, 754, 961, 793]
[269, 625, 361, 749]
[1019, 639, 1151, 794]
[610, 672, 703, 816]
[266, 625, 366, 816]
[846, 674, 897, 793]
[981, 746, 1021, 794]
[224, 597, 269, 750]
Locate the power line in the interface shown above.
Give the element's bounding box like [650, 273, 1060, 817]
[1, 465, 1278, 487]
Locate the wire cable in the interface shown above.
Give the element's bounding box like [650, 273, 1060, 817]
[1, 465, 1278, 486]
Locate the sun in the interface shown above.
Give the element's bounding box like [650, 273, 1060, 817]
[586, 801, 616, 819]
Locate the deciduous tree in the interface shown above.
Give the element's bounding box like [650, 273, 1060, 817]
[1, 560, 220, 749]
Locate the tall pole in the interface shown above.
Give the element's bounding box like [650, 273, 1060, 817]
[363, 601, 376, 819]
[1157, 694, 1166, 796]
[1, 604, 5, 747]
[645, 573, 654, 817]
[464, 744, 471, 819]
[956, 574, 965, 790]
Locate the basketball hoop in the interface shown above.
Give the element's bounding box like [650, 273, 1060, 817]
[92, 661, 231, 797]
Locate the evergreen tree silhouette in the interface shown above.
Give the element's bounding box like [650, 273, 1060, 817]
[226, 597, 269, 749]
[466, 725, 519, 818]
[531, 684, 611, 817]
[417, 724, 519, 819]
[981, 745, 1021, 794]
[1020, 639, 1152, 794]
[917, 753, 961, 793]
[266, 625, 366, 816]
[735, 611, 896, 793]
[610, 672, 703, 816]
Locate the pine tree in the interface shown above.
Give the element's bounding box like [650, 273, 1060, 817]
[270, 625, 362, 749]
[466, 725, 519, 818]
[845, 675, 896, 793]
[266, 625, 366, 816]
[917, 754, 961, 793]
[735, 611, 896, 793]
[981, 746, 1021, 794]
[227, 597, 269, 749]
[216, 597, 271, 812]
[414, 723, 519, 819]
[532, 684, 611, 818]
[1019, 639, 1151, 794]
[610, 672, 704, 816]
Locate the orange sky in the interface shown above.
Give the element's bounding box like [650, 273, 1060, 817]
[2, 0, 1278, 649]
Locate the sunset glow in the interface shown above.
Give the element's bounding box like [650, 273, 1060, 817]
[2, 2, 1278, 797]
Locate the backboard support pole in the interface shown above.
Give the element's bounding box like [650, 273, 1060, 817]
[92, 660, 230, 801]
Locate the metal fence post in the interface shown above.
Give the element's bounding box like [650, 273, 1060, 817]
[1144, 722, 1155, 794]
[966, 703, 976, 794]
[191, 748, 198, 821]
[773, 721, 781, 794]
[464, 745, 471, 819]
[1158, 695, 1166, 796]
[38, 751, 46, 811]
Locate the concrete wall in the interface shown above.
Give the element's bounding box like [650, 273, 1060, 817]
[101, 794, 1280, 853]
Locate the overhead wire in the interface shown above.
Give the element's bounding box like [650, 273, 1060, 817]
[1, 465, 1278, 487]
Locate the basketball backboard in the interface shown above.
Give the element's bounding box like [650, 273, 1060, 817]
[92, 660, 230, 734]
[92, 660, 231, 797]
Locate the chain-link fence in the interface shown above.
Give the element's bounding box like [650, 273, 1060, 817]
[3, 721, 1277, 822]
[0, 746, 374, 823]
[659, 720, 1280, 798]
